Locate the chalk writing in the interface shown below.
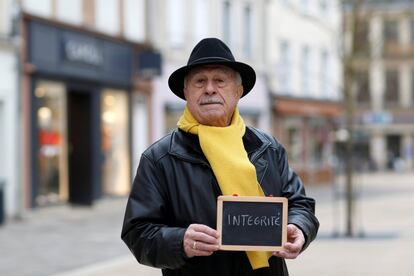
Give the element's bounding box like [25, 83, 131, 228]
[226, 213, 281, 227]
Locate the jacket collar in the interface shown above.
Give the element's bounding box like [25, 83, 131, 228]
[168, 127, 271, 165]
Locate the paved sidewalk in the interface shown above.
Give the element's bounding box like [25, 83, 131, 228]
[0, 197, 136, 276]
[288, 172, 414, 276]
[1, 172, 413, 276]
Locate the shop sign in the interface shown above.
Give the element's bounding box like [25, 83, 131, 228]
[362, 111, 393, 125]
[29, 20, 133, 85]
[62, 37, 103, 67]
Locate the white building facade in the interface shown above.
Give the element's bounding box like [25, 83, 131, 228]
[266, 0, 343, 184]
[146, 0, 271, 141]
[0, 0, 20, 218]
[346, 0, 414, 171]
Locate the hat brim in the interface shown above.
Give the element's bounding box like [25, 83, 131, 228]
[168, 60, 256, 100]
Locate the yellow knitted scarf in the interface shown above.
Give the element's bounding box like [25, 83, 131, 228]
[177, 105, 272, 269]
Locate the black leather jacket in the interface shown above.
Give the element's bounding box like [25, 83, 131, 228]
[121, 127, 319, 276]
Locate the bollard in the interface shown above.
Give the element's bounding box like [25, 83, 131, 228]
[0, 180, 4, 225]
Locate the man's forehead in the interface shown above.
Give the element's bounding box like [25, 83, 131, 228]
[188, 65, 235, 75]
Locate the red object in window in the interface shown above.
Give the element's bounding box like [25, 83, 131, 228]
[39, 130, 61, 145]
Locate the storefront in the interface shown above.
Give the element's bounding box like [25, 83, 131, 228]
[23, 16, 151, 206]
[272, 96, 341, 185]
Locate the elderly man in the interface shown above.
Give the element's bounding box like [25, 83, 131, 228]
[122, 38, 319, 275]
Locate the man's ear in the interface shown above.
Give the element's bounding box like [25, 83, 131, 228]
[237, 85, 244, 98]
[183, 88, 188, 100]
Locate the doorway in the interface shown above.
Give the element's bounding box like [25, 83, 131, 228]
[68, 90, 93, 205]
[386, 135, 401, 170]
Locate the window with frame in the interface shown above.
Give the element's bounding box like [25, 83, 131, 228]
[409, 19, 414, 56]
[384, 19, 399, 43]
[320, 50, 330, 97]
[301, 45, 311, 96]
[194, 0, 208, 43]
[285, 118, 303, 165]
[34, 80, 67, 205]
[223, 1, 231, 45]
[243, 4, 253, 58]
[355, 19, 370, 56]
[168, 0, 185, 48]
[411, 69, 414, 107]
[319, 0, 328, 14]
[301, 0, 309, 14]
[278, 40, 291, 94]
[384, 69, 400, 107]
[95, 0, 120, 35]
[410, 19, 414, 42]
[383, 18, 399, 56]
[355, 70, 370, 105]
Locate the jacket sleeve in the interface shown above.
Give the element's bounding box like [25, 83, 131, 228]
[278, 144, 320, 251]
[121, 153, 188, 269]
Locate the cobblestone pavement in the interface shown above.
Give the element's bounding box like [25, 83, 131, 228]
[1, 172, 413, 276]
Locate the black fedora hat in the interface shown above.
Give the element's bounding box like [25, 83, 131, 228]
[168, 38, 256, 100]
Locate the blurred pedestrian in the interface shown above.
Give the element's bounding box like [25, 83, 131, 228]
[121, 38, 319, 275]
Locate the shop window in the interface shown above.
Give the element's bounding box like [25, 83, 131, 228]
[35, 80, 68, 205]
[384, 69, 400, 107]
[101, 89, 130, 195]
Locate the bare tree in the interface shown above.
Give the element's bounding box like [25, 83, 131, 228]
[341, 0, 371, 237]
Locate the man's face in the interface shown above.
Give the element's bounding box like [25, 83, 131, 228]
[184, 65, 243, 127]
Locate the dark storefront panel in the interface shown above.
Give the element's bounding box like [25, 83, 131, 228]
[27, 19, 133, 206]
[28, 21, 133, 86]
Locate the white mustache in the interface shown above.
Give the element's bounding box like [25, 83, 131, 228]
[200, 97, 223, 105]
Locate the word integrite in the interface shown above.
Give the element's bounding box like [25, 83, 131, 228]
[227, 213, 281, 227]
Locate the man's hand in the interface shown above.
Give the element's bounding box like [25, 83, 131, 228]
[272, 224, 305, 259]
[183, 224, 220, 258]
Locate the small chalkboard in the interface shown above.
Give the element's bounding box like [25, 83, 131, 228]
[217, 196, 287, 251]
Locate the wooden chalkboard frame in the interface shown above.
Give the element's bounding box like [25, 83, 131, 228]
[217, 196, 288, 251]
